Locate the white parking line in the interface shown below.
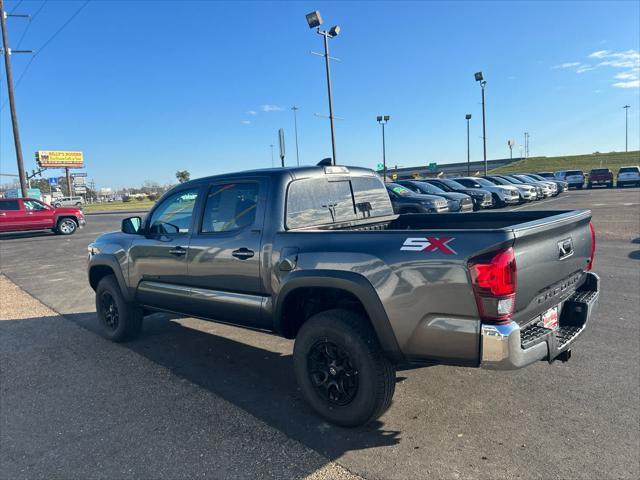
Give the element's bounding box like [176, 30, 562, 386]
[507, 195, 565, 211]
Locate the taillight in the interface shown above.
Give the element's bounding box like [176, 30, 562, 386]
[587, 222, 596, 271]
[469, 247, 517, 323]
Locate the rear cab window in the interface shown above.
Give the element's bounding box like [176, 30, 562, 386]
[286, 174, 393, 229]
[619, 167, 640, 173]
[566, 170, 583, 176]
[590, 169, 610, 174]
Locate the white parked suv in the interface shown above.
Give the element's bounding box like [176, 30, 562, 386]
[564, 170, 585, 189]
[52, 196, 85, 207]
[617, 166, 640, 188]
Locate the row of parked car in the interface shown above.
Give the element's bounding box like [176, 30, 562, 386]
[545, 166, 640, 189]
[384, 172, 567, 214]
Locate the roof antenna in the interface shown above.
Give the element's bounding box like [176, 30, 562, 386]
[317, 158, 333, 166]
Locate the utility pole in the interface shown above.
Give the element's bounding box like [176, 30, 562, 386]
[0, 0, 32, 198]
[292, 106, 300, 166]
[623, 105, 630, 153]
[524, 132, 530, 158]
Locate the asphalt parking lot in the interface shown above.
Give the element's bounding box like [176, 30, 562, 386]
[1, 187, 639, 479]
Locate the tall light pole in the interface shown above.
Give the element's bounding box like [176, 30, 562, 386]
[270, 144, 274, 167]
[475, 71, 488, 175]
[292, 106, 300, 166]
[623, 105, 630, 153]
[377, 116, 390, 181]
[465, 114, 472, 175]
[306, 11, 340, 165]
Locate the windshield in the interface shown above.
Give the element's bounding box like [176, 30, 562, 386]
[387, 183, 414, 197]
[471, 177, 495, 187]
[517, 175, 538, 182]
[503, 175, 524, 184]
[439, 179, 466, 190]
[590, 169, 609, 174]
[538, 172, 553, 178]
[486, 176, 509, 185]
[527, 174, 545, 181]
[619, 167, 639, 173]
[412, 181, 445, 194]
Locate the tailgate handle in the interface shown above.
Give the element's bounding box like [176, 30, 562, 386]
[558, 238, 574, 259]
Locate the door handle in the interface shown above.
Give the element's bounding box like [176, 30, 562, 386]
[232, 248, 255, 260]
[169, 246, 187, 256]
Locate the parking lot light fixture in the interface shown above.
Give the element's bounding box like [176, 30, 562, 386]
[377, 115, 390, 181]
[306, 10, 340, 165]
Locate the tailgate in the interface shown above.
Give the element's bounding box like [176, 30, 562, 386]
[511, 210, 592, 325]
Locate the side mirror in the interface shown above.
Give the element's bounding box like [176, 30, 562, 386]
[122, 216, 142, 234]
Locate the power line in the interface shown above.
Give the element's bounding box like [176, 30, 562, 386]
[16, 0, 48, 49]
[9, 0, 24, 14]
[1, 0, 89, 110]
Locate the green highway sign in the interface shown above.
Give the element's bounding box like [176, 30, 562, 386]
[376, 163, 384, 170]
[428, 162, 437, 171]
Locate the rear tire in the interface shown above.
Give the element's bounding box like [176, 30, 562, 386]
[55, 217, 77, 235]
[587, 183, 592, 189]
[96, 275, 143, 342]
[578, 185, 583, 190]
[293, 309, 396, 427]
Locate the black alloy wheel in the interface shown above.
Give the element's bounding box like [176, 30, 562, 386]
[307, 340, 359, 406]
[100, 291, 119, 331]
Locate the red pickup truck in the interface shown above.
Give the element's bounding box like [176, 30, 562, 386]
[0, 198, 85, 235]
[587, 168, 614, 188]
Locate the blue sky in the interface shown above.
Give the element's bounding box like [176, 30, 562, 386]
[1, 0, 639, 189]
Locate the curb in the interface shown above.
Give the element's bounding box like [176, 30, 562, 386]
[84, 209, 150, 216]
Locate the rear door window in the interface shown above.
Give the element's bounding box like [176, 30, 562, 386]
[0, 200, 20, 211]
[201, 183, 259, 233]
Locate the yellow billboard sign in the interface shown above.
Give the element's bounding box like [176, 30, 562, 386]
[36, 150, 84, 168]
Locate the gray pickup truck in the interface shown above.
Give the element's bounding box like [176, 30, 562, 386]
[88, 165, 599, 426]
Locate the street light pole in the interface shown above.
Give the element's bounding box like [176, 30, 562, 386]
[623, 105, 630, 153]
[270, 144, 274, 168]
[377, 116, 390, 181]
[465, 114, 472, 176]
[305, 11, 340, 165]
[480, 81, 487, 175]
[292, 106, 300, 166]
[321, 30, 337, 165]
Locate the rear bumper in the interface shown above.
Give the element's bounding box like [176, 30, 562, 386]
[480, 272, 599, 370]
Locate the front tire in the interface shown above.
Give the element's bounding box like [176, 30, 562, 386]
[56, 218, 77, 235]
[293, 309, 395, 427]
[96, 275, 143, 342]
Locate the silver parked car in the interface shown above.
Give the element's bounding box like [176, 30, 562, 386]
[52, 196, 85, 207]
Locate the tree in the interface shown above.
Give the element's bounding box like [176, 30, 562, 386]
[176, 170, 191, 183]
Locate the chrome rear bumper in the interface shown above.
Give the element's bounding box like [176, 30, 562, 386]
[480, 272, 599, 370]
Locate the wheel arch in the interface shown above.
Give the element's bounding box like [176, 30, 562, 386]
[88, 254, 133, 302]
[275, 271, 403, 363]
